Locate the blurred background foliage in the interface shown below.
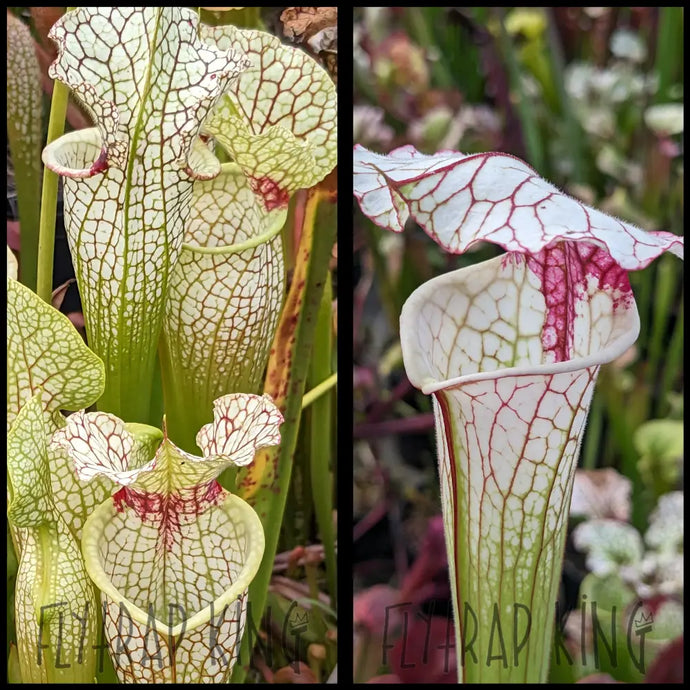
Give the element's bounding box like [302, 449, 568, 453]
[353, 7, 683, 683]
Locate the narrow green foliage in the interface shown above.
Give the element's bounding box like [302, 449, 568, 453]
[653, 7, 684, 103]
[36, 81, 69, 304]
[232, 192, 336, 682]
[308, 272, 337, 609]
[496, 9, 546, 173]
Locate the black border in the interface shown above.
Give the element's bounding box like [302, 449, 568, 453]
[336, 5, 355, 685]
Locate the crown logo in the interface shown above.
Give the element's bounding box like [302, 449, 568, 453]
[289, 608, 309, 632]
[633, 610, 653, 630]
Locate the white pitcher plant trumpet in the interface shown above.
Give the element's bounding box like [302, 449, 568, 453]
[353, 144, 683, 683]
[40, 6, 337, 429]
[51, 393, 283, 683]
[41, 7, 249, 424]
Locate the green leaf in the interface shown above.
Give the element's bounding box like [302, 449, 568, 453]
[307, 272, 337, 608]
[7, 277, 104, 433]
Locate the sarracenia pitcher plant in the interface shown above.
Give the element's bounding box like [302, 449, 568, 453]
[41, 7, 248, 424]
[51, 392, 283, 683]
[40, 7, 336, 427]
[8, 6, 336, 683]
[8, 279, 280, 681]
[353, 145, 683, 683]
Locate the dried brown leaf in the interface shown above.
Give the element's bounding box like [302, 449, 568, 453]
[280, 7, 337, 43]
[321, 51, 337, 82]
[51, 278, 75, 311]
[307, 26, 336, 54]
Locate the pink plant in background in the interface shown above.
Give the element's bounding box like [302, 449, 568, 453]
[354, 517, 456, 683]
[353, 144, 683, 682]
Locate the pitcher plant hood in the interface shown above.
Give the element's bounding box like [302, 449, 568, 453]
[202, 23, 338, 209]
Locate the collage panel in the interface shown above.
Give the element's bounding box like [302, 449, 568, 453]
[7, 6, 338, 684]
[353, 6, 683, 684]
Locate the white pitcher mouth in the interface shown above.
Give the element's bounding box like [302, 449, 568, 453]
[181, 210, 286, 256]
[42, 127, 106, 178]
[81, 492, 265, 636]
[180, 162, 287, 255]
[400, 256, 640, 396]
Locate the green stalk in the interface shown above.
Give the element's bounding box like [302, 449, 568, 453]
[405, 8, 455, 89]
[630, 267, 653, 354]
[304, 559, 326, 647]
[659, 296, 683, 417]
[308, 272, 337, 609]
[364, 223, 401, 332]
[653, 7, 683, 103]
[302, 373, 338, 409]
[282, 193, 299, 277]
[496, 9, 546, 173]
[645, 257, 677, 411]
[231, 190, 336, 682]
[600, 368, 648, 532]
[544, 8, 587, 184]
[36, 81, 70, 303]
